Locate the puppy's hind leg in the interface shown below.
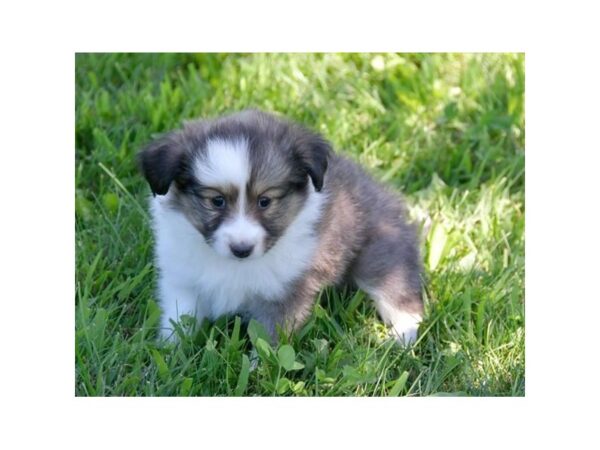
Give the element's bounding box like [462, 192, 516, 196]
[352, 228, 424, 345]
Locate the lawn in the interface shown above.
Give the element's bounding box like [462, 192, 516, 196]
[75, 53, 525, 396]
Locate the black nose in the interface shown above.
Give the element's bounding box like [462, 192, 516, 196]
[230, 243, 254, 259]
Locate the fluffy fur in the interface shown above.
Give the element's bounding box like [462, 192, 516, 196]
[139, 110, 424, 345]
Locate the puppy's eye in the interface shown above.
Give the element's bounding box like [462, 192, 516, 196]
[258, 196, 271, 209]
[211, 196, 226, 209]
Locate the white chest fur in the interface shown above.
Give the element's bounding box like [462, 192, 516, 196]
[150, 187, 325, 320]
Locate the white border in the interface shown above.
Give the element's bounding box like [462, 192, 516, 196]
[2, 0, 600, 448]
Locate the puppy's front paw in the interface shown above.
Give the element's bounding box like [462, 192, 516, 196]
[389, 312, 422, 346]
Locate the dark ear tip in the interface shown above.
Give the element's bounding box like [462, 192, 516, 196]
[138, 132, 185, 196]
[151, 186, 168, 196]
[313, 176, 324, 192]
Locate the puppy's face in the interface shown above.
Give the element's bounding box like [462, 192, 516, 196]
[139, 110, 330, 260]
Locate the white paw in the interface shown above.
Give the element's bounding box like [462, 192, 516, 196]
[389, 312, 422, 346]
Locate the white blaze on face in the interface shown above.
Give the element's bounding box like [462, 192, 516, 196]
[194, 138, 249, 187]
[194, 138, 266, 259]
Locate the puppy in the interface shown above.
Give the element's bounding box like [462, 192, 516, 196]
[139, 110, 424, 345]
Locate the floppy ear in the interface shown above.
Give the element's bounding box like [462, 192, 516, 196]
[138, 132, 187, 196]
[294, 131, 331, 192]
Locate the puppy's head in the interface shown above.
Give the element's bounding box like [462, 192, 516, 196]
[139, 110, 330, 260]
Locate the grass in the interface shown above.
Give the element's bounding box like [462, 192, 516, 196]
[75, 53, 524, 396]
